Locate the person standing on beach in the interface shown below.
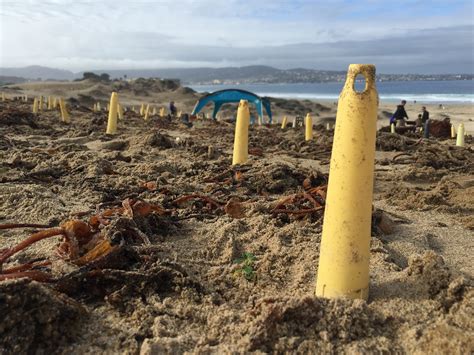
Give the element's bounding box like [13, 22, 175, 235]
[421, 106, 430, 138]
[391, 100, 409, 126]
[169, 101, 177, 117]
[421, 106, 429, 124]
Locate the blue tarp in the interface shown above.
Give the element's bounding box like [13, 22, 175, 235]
[191, 89, 273, 124]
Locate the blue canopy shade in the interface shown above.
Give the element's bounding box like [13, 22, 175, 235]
[191, 89, 273, 124]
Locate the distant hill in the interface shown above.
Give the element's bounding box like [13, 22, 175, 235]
[1, 65, 472, 84]
[81, 66, 474, 84]
[0, 65, 75, 81]
[0, 75, 28, 86]
[86, 65, 284, 83]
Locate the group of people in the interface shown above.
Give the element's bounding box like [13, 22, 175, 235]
[390, 100, 429, 131]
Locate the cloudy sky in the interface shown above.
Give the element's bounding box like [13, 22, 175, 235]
[1, 0, 473, 73]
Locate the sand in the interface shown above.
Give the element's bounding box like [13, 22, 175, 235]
[0, 80, 473, 354]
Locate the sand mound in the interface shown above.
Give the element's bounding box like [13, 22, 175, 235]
[386, 175, 474, 220]
[0, 106, 39, 128]
[270, 97, 331, 116]
[0, 279, 84, 353]
[406, 251, 451, 297]
[244, 296, 385, 352]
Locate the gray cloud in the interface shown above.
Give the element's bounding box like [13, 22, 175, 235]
[72, 25, 471, 74]
[0, 1, 473, 73]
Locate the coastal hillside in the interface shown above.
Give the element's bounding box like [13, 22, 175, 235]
[2, 65, 472, 84]
[2, 78, 200, 110]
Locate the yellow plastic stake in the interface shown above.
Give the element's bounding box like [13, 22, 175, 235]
[305, 113, 313, 141]
[118, 104, 124, 120]
[47, 96, 52, 110]
[315, 64, 378, 300]
[140, 104, 145, 116]
[326, 122, 331, 131]
[32, 98, 39, 113]
[59, 98, 70, 123]
[451, 124, 456, 138]
[281, 116, 288, 129]
[24, 95, 28, 102]
[39, 96, 43, 111]
[1, 92, 5, 101]
[97, 102, 101, 111]
[160, 107, 166, 117]
[132, 106, 136, 113]
[106, 92, 118, 134]
[144, 104, 150, 120]
[456, 123, 465, 147]
[52, 97, 57, 108]
[232, 100, 250, 165]
[390, 123, 395, 133]
[152, 107, 157, 115]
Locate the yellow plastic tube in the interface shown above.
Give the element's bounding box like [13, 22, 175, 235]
[391, 123, 395, 134]
[32, 98, 39, 113]
[160, 107, 166, 117]
[315, 64, 379, 300]
[1, 92, 5, 101]
[144, 104, 150, 120]
[118, 104, 124, 120]
[456, 123, 465, 147]
[52, 97, 57, 108]
[47, 96, 52, 110]
[305, 113, 313, 141]
[106, 92, 118, 134]
[59, 98, 70, 123]
[39, 96, 43, 111]
[451, 124, 456, 138]
[232, 100, 250, 165]
[326, 122, 331, 131]
[281, 116, 288, 129]
[152, 107, 157, 115]
[140, 103, 145, 116]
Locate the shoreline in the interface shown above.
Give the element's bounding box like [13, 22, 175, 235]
[2, 79, 472, 132]
[189, 80, 474, 105]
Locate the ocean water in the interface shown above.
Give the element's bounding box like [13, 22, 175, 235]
[190, 80, 474, 103]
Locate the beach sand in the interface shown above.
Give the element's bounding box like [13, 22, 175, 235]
[1, 80, 473, 353]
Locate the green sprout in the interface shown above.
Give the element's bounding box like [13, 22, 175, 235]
[234, 252, 256, 281]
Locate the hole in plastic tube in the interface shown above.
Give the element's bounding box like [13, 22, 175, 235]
[353, 74, 367, 93]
